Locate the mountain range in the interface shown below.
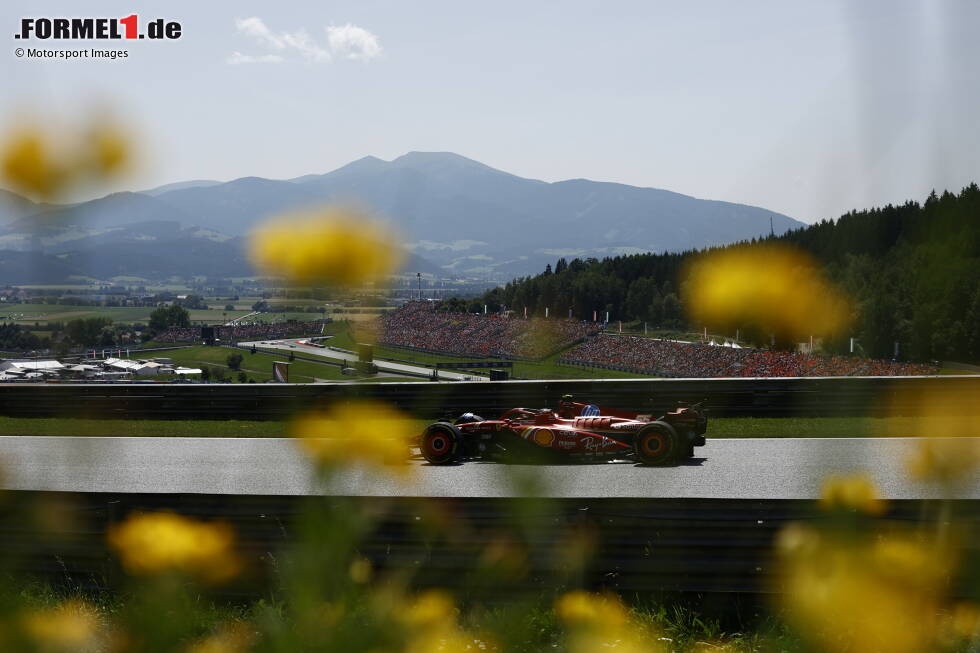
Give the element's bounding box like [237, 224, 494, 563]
[0, 152, 804, 283]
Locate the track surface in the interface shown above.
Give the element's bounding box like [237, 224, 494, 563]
[239, 339, 488, 381]
[0, 436, 976, 499]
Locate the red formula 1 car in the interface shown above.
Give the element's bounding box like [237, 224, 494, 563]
[418, 396, 707, 466]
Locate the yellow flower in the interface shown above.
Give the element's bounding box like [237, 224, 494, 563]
[777, 524, 949, 653]
[555, 591, 628, 630]
[478, 536, 529, 579]
[2, 117, 134, 201]
[107, 511, 240, 582]
[293, 401, 414, 477]
[400, 590, 457, 631]
[349, 556, 373, 584]
[682, 243, 851, 341]
[248, 208, 403, 286]
[1, 127, 68, 199]
[819, 473, 886, 515]
[21, 600, 102, 653]
[397, 590, 490, 653]
[88, 121, 131, 177]
[185, 622, 255, 653]
[883, 386, 980, 486]
[556, 592, 663, 653]
[945, 602, 980, 639]
[907, 436, 980, 486]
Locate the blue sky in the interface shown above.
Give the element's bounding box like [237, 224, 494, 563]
[3, 0, 979, 223]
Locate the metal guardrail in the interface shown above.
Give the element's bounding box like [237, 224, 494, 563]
[3, 492, 977, 596]
[0, 375, 978, 420]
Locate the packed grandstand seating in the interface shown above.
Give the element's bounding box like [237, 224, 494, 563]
[379, 302, 600, 359]
[558, 334, 938, 377]
[156, 321, 326, 343]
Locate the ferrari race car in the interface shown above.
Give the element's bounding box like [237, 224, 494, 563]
[418, 396, 707, 466]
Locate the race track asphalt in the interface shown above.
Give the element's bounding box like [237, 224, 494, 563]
[238, 339, 488, 382]
[1, 436, 976, 499]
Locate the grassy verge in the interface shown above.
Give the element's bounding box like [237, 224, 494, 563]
[1, 416, 965, 439]
[707, 416, 980, 438]
[0, 417, 292, 437]
[153, 345, 416, 383]
[5, 582, 799, 653]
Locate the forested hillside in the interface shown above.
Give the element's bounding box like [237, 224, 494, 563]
[475, 185, 980, 363]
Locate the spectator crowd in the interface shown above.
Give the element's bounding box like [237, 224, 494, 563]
[559, 334, 938, 377]
[156, 321, 326, 343]
[379, 302, 600, 359]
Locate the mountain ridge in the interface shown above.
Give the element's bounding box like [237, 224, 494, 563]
[1, 152, 803, 280]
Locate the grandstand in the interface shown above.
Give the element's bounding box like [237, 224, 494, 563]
[374, 304, 939, 377]
[559, 333, 938, 377]
[378, 302, 599, 359]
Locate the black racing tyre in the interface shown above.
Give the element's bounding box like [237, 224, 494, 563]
[420, 422, 461, 465]
[634, 421, 682, 466]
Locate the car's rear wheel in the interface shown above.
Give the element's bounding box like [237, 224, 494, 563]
[634, 421, 682, 465]
[420, 423, 461, 465]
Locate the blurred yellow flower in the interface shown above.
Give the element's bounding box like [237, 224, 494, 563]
[397, 590, 489, 653]
[349, 556, 373, 584]
[293, 401, 414, 476]
[1, 128, 67, 199]
[185, 623, 255, 653]
[883, 386, 980, 486]
[248, 208, 403, 286]
[777, 524, 949, 653]
[682, 243, 851, 341]
[107, 511, 240, 583]
[819, 473, 886, 515]
[556, 592, 663, 653]
[907, 436, 980, 486]
[21, 600, 102, 653]
[555, 590, 629, 630]
[1, 117, 133, 201]
[88, 121, 130, 177]
[400, 590, 457, 631]
[478, 536, 529, 579]
[945, 602, 980, 639]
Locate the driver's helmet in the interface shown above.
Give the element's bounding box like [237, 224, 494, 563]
[558, 394, 576, 418]
[455, 412, 483, 425]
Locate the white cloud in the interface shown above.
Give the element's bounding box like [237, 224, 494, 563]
[226, 51, 284, 65]
[234, 17, 285, 50]
[326, 24, 383, 61]
[232, 16, 330, 63]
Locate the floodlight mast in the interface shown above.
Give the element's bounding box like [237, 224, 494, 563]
[417, 272, 422, 301]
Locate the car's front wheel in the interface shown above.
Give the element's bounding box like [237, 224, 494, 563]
[634, 421, 682, 465]
[420, 422, 461, 465]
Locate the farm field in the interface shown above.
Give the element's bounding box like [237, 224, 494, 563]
[0, 303, 252, 325]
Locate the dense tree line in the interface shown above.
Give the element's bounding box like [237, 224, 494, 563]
[476, 185, 980, 363]
[0, 323, 50, 351]
[149, 305, 190, 333]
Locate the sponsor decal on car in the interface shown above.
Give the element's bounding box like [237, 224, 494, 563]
[532, 428, 555, 446]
